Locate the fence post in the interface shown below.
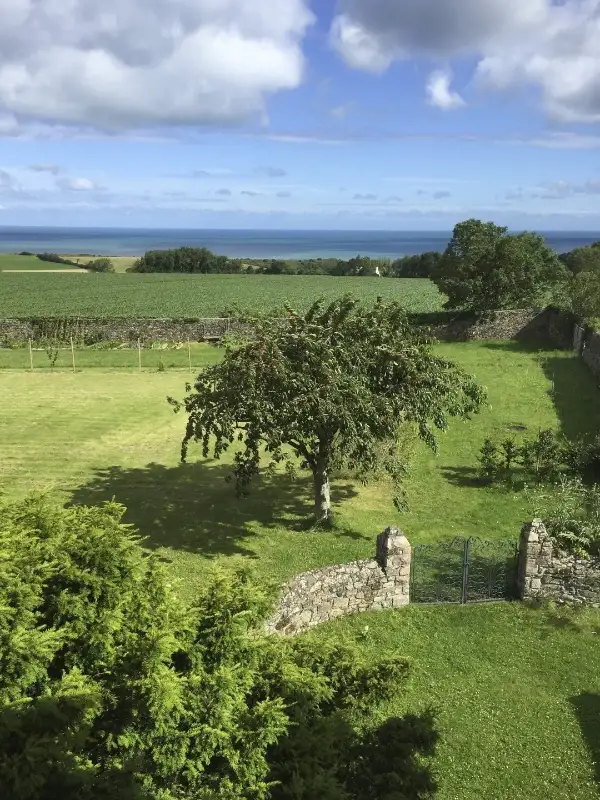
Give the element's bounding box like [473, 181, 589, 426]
[137, 338, 142, 372]
[29, 338, 34, 372]
[461, 538, 471, 603]
[70, 337, 76, 373]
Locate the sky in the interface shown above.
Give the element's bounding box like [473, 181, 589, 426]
[1, 0, 600, 230]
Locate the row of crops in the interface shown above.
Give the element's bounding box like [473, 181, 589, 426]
[0, 273, 445, 318]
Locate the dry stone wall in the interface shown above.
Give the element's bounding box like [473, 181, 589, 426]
[0, 317, 248, 346]
[518, 520, 600, 606]
[0, 307, 569, 347]
[425, 308, 557, 342]
[266, 528, 411, 635]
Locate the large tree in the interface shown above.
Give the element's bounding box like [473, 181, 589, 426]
[432, 218, 568, 312]
[172, 296, 485, 522]
[0, 496, 437, 799]
[560, 242, 600, 275]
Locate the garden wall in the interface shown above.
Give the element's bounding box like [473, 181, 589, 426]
[419, 308, 558, 342]
[266, 527, 411, 635]
[0, 317, 248, 346]
[0, 308, 568, 346]
[518, 520, 600, 606]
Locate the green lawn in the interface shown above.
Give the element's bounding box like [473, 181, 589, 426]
[1, 340, 599, 592]
[0, 342, 224, 371]
[0, 273, 443, 316]
[2, 339, 600, 797]
[307, 602, 600, 800]
[0, 253, 83, 271]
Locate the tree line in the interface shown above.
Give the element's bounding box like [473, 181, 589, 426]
[131, 247, 442, 277]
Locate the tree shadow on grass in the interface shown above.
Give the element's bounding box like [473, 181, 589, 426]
[571, 693, 600, 788]
[481, 339, 600, 443]
[68, 461, 358, 561]
[439, 465, 489, 489]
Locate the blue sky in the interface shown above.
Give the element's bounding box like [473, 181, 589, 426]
[1, 0, 600, 230]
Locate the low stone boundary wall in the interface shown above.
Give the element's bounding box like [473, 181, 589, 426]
[0, 317, 250, 346]
[518, 520, 600, 605]
[266, 528, 411, 635]
[0, 307, 572, 347]
[421, 308, 557, 343]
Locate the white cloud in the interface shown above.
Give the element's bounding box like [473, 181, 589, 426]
[426, 69, 465, 110]
[331, 0, 600, 122]
[59, 177, 98, 191]
[0, 0, 314, 131]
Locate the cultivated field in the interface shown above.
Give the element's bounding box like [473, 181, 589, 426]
[0, 253, 83, 271]
[1, 339, 600, 798]
[0, 273, 444, 317]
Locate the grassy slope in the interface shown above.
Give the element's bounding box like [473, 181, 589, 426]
[1, 341, 599, 592]
[0, 253, 83, 271]
[0, 273, 443, 316]
[307, 602, 600, 800]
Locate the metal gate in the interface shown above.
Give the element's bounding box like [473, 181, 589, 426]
[410, 537, 519, 604]
[573, 323, 585, 356]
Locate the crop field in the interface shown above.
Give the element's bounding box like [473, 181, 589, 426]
[0, 273, 444, 317]
[0, 253, 83, 271]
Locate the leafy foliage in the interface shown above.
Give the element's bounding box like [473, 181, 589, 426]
[172, 296, 485, 520]
[559, 242, 600, 275]
[432, 218, 568, 312]
[36, 253, 79, 266]
[527, 476, 600, 557]
[478, 428, 600, 489]
[85, 257, 114, 273]
[0, 496, 437, 800]
[133, 247, 243, 274]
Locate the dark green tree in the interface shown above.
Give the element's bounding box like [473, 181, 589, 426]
[560, 243, 600, 275]
[172, 296, 485, 522]
[86, 257, 114, 273]
[0, 496, 436, 800]
[432, 218, 568, 312]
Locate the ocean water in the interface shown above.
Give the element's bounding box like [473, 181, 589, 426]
[0, 227, 599, 260]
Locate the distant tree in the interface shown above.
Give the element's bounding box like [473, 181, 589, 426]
[560, 244, 600, 275]
[86, 257, 114, 273]
[432, 218, 568, 312]
[171, 296, 485, 522]
[393, 252, 442, 278]
[0, 495, 436, 799]
[567, 269, 600, 321]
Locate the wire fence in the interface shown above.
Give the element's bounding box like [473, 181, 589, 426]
[0, 339, 223, 373]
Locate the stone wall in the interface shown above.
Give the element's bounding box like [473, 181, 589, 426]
[518, 520, 600, 606]
[266, 528, 411, 635]
[0, 307, 571, 347]
[0, 317, 249, 346]
[425, 308, 556, 343]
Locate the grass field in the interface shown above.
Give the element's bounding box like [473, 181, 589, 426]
[0, 273, 444, 317]
[0, 342, 224, 371]
[0, 253, 83, 271]
[1, 339, 600, 798]
[308, 602, 600, 800]
[1, 340, 599, 587]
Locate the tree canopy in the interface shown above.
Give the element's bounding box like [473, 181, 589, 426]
[559, 242, 600, 275]
[0, 495, 437, 800]
[432, 218, 568, 312]
[172, 296, 485, 522]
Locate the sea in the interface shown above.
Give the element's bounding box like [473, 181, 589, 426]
[0, 227, 599, 260]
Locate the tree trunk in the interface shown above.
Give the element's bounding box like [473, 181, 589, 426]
[313, 465, 331, 523]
